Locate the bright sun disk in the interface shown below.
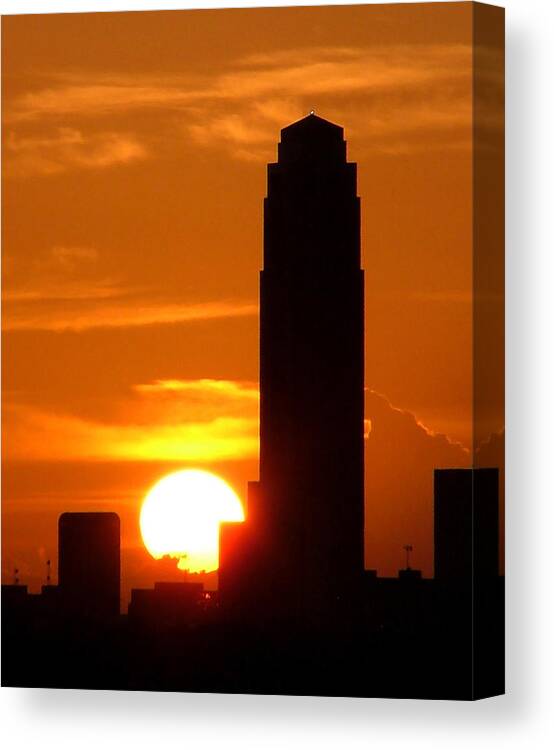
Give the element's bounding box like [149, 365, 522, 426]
[140, 469, 244, 573]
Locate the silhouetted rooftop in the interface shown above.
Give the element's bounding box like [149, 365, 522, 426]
[281, 113, 344, 141]
[59, 511, 120, 528]
[278, 113, 346, 166]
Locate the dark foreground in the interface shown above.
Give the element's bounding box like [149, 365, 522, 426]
[2, 579, 504, 700]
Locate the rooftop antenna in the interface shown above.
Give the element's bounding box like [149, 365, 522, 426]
[14, 568, 19, 585]
[403, 544, 413, 570]
[46, 559, 51, 585]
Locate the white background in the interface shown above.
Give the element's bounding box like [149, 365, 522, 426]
[1, 0, 553, 748]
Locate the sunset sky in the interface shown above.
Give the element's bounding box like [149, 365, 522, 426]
[2, 3, 504, 605]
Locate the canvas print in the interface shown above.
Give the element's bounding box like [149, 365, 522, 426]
[1, 1, 505, 699]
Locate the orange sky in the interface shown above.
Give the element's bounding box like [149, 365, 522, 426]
[1, 3, 504, 604]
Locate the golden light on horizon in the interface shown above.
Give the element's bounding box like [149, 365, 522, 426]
[139, 469, 245, 573]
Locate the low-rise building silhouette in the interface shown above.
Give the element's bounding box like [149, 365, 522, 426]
[128, 581, 204, 629]
[434, 468, 499, 582]
[1, 584, 29, 617]
[58, 512, 120, 618]
[398, 568, 422, 581]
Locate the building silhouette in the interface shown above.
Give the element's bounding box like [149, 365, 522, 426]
[220, 114, 364, 623]
[434, 468, 499, 581]
[58, 512, 120, 618]
[128, 581, 204, 629]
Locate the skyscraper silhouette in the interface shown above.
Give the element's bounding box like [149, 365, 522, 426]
[220, 114, 364, 623]
[58, 512, 120, 619]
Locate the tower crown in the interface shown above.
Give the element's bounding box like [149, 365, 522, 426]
[278, 113, 346, 166]
[281, 113, 344, 139]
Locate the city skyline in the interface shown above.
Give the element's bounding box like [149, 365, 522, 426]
[2, 0, 505, 696]
[2, 3, 504, 607]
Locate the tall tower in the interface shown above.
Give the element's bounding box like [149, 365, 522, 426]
[220, 114, 364, 623]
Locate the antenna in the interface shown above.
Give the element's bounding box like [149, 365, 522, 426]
[14, 568, 19, 585]
[403, 544, 413, 570]
[46, 559, 51, 585]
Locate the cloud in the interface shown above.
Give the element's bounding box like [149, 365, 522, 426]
[3, 378, 259, 463]
[4, 378, 502, 580]
[3, 127, 147, 177]
[128, 378, 259, 426]
[188, 44, 475, 158]
[3, 238, 257, 332]
[6, 45, 470, 119]
[3, 279, 120, 304]
[3, 295, 257, 332]
[364, 389, 470, 577]
[134, 378, 259, 402]
[5, 80, 202, 122]
[3, 42, 494, 164]
[48, 245, 99, 270]
[2, 243, 121, 308]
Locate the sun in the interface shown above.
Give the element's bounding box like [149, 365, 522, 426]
[139, 469, 244, 573]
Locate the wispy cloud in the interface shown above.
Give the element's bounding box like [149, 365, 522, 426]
[4, 378, 259, 463]
[47, 245, 99, 270]
[2, 297, 257, 332]
[3, 279, 120, 303]
[3, 407, 258, 463]
[5, 45, 471, 120]
[3, 128, 147, 177]
[128, 378, 259, 426]
[3, 240, 257, 332]
[5, 80, 202, 122]
[134, 378, 259, 401]
[3, 43, 490, 166]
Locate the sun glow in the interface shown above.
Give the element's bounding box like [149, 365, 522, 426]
[139, 469, 244, 572]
